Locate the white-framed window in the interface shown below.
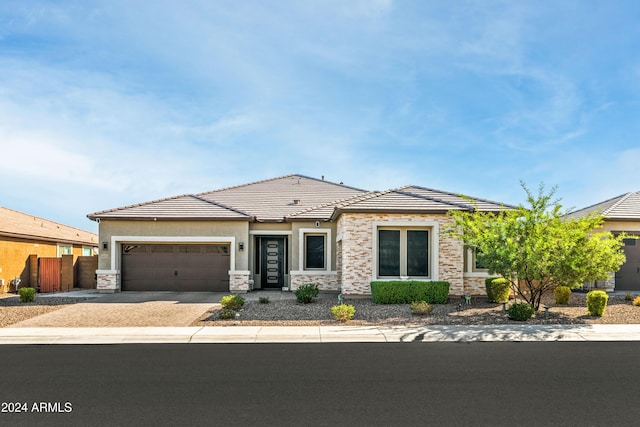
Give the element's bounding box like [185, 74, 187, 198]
[297, 228, 332, 273]
[464, 247, 488, 273]
[82, 246, 95, 256]
[377, 227, 430, 278]
[57, 245, 72, 257]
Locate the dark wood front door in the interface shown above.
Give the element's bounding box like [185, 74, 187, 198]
[261, 238, 285, 288]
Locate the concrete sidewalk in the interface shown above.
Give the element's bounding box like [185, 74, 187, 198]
[2, 324, 640, 344]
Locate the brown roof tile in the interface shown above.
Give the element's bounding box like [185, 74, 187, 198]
[196, 174, 366, 222]
[0, 207, 97, 245]
[88, 195, 252, 221]
[568, 191, 640, 220]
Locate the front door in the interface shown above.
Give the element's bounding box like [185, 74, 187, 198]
[616, 236, 640, 291]
[261, 238, 285, 289]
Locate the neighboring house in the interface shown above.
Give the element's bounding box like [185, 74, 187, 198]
[568, 191, 640, 292]
[0, 206, 98, 291]
[87, 174, 511, 296]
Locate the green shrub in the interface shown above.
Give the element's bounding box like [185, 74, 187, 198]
[218, 308, 236, 320]
[259, 296, 270, 304]
[294, 284, 319, 304]
[488, 278, 510, 303]
[554, 286, 572, 305]
[331, 304, 355, 322]
[18, 287, 36, 303]
[370, 281, 450, 304]
[410, 301, 433, 315]
[220, 294, 245, 311]
[586, 290, 609, 317]
[507, 302, 535, 321]
[485, 277, 500, 302]
[633, 296, 640, 307]
[625, 291, 634, 301]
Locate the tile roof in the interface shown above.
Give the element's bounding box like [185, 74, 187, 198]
[1, 206, 97, 245]
[399, 185, 512, 212]
[290, 186, 512, 220]
[568, 191, 640, 220]
[88, 174, 366, 222]
[87, 195, 252, 221]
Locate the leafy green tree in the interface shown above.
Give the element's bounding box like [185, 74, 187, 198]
[448, 183, 628, 310]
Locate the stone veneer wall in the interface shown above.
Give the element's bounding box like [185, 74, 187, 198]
[229, 272, 250, 293]
[338, 213, 465, 295]
[463, 276, 493, 296]
[290, 274, 339, 291]
[96, 271, 120, 292]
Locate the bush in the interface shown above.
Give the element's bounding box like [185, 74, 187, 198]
[484, 277, 499, 302]
[554, 286, 572, 305]
[586, 290, 609, 317]
[18, 287, 36, 303]
[625, 291, 634, 301]
[370, 281, 450, 304]
[410, 301, 433, 315]
[331, 304, 355, 322]
[507, 302, 535, 321]
[259, 296, 270, 304]
[633, 296, 640, 307]
[220, 295, 245, 311]
[487, 278, 510, 303]
[218, 308, 236, 320]
[294, 284, 319, 304]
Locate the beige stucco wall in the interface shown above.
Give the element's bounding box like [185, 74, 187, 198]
[337, 213, 464, 295]
[98, 219, 249, 270]
[96, 219, 250, 291]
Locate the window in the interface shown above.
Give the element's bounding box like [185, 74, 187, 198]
[82, 247, 94, 256]
[378, 228, 429, 278]
[57, 245, 72, 257]
[464, 247, 488, 274]
[305, 234, 326, 269]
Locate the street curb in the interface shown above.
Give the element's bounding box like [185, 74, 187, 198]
[2, 324, 640, 344]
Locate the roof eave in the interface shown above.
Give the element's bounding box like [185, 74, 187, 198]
[0, 231, 97, 246]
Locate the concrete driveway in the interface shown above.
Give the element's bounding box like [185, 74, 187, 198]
[9, 292, 226, 328]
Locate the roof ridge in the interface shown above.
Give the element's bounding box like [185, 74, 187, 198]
[195, 174, 296, 196]
[392, 188, 473, 210]
[188, 195, 253, 218]
[567, 192, 630, 216]
[603, 191, 634, 216]
[334, 190, 393, 209]
[196, 173, 366, 196]
[1, 206, 96, 235]
[286, 191, 381, 218]
[403, 184, 516, 209]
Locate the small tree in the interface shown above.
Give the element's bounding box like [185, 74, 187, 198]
[448, 183, 628, 310]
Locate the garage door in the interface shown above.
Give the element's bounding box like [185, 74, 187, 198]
[121, 244, 230, 291]
[615, 237, 640, 291]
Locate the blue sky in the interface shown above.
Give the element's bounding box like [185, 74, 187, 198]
[1, 0, 639, 232]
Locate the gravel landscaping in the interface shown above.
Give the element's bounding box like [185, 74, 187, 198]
[192, 292, 640, 326]
[3, 291, 640, 328]
[0, 295, 93, 328]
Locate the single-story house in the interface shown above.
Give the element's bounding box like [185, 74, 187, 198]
[568, 191, 640, 292]
[87, 174, 511, 295]
[0, 206, 98, 291]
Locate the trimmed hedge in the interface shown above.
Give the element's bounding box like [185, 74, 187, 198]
[486, 278, 510, 303]
[554, 286, 571, 305]
[586, 290, 608, 317]
[370, 281, 450, 304]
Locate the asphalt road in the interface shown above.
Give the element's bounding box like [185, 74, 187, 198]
[1, 342, 639, 426]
